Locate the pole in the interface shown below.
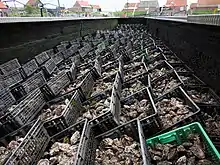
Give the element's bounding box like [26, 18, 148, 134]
[57, 0, 60, 16]
[127, 0, 128, 17]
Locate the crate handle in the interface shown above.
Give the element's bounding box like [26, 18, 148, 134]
[159, 133, 177, 144]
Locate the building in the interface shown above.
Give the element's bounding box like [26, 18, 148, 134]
[70, 1, 101, 12]
[190, 0, 220, 11]
[138, 0, 159, 12]
[122, 2, 139, 12]
[165, 0, 187, 12]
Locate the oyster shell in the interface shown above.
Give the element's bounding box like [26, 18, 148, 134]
[96, 135, 141, 164]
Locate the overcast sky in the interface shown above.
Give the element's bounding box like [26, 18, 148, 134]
[9, 0, 197, 11]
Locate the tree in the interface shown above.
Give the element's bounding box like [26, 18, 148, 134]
[25, 5, 39, 14]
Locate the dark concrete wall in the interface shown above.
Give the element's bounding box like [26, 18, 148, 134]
[0, 18, 118, 64]
[145, 19, 220, 94]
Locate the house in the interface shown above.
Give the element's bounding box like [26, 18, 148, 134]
[138, 0, 159, 12]
[122, 2, 139, 12]
[70, 1, 101, 12]
[91, 5, 101, 12]
[190, 0, 220, 11]
[165, 0, 187, 12]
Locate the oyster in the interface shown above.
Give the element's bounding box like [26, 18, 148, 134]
[204, 112, 220, 136]
[122, 80, 145, 98]
[156, 97, 193, 128]
[38, 131, 80, 165]
[124, 64, 146, 81]
[40, 99, 70, 121]
[153, 76, 180, 98]
[96, 135, 142, 164]
[120, 99, 152, 124]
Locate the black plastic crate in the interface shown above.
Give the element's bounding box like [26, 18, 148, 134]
[50, 51, 64, 65]
[42, 90, 85, 136]
[56, 44, 66, 52]
[183, 85, 220, 106]
[21, 59, 38, 77]
[37, 119, 89, 165]
[0, 120, 35, 147]
[170, 62, 194, 72]
[0, 58, 21, 74]
[88, 87, 120, 136]
[5, 119, 50, 165]
[42, 71, 70, 99]
[10, 88, 46, 125]
[178, 72, 206, 86]
[121, 72, 149, 99]
[4, 69, 23, 88]
[150, 70, 183, 99]
[78, 71, 95, 99]
[148, 60, 174, 81]
[153, 86, 201, 136]
[85, 119, 148, 165]
[22, 71, 46, 93]
[123, 61, 148, 81]
[42, 58, 58, 77]
[120, 87, 157, 124]
[0, 88, 16, 114]
[35, 51, 50, 66]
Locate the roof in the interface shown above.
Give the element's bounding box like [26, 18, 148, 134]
[198, 0, 220, 5]
[91, 5, 101, 9]
[190, 3, 198, 8]
[165, 0, 187, 7]
[0, 2, 7, 9]
[124, 2, 140, 8]
[77, 1, 89, 6]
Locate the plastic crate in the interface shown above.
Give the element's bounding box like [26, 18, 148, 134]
[56, 44, 66, 52]
[170, 62, 194, 73]
[150, 70, 183, 99]
[122, 72, 149, 99]
[0, 59, 21, 74]
[89, 87, 120, 136]
[120, 87, 157, 123]
[45, 49, 54, 57]
[42, 58, 57, 76]
[68, 62, 77, 82]
[43, 71, 70, 98]
[148, 60, 174, 81]
[183, 85, 220, 106]
[0, 120, 35, 147]
[22, 71, 46, 93]
[21, 59, 38, 77]
[146, 122, 220, 165]
[50, 51, 64, 65]
[5, 119, 50, 165]
[43, 90, 86, 136]
[38, 119, 90, 165]
[79, 71, 95, 98]
[178, 72, 206, 86]
[0, 88, 16, 114]
[10, 88, 46, 125]
[154, 86, 201, 135]
[4, 69, 23, 88]
[35, 52, 50, 65]
[85, 119, 148, 165]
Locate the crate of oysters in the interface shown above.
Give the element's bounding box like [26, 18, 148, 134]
[0, 120, 37, 164]
[170, 63, 194, 73]
[120, 87, 157, 125]
[5, 119, 50, 165]
[20, 59, 39, 78]
[153, 86, 201, 135]
[149, 70, 183, 99]
[0, 88, 16, 114]
[37, 119, 90, 165]
[146, 122, 220, 165]
[84, 119, 149, 165]
[41, 58, 58, 78]
[42, 71, 70, 100]
[4, 88, 46, 126]
[57, 60, 77, 82]
[39, 90, 85, 136]
[88, 87, 120, 136]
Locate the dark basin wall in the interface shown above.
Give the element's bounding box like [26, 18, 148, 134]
[145, 19, 220, 95]
[0, 18, 118, 64]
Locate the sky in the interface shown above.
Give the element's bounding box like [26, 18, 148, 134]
[8, 0, 197, 11]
